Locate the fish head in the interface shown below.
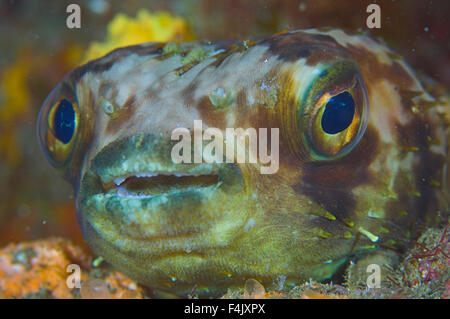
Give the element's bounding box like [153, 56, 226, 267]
[37, 29, 449, 296]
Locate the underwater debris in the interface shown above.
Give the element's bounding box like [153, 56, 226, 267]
[243, 279, 266, 299]
[100, 98, 118, 117]
[209, 87, 235, 109]
[356, 224, 449, 299]
[257, 80, 279, 109]
[162, 42, 181, 55]
[443, 280, 450, 299]
[175, 45, 211, 75]
[11, 247, 36, 271]
[222, 279, 347, 299]
[181, 46, 208, 65]
[300, 290, 346, 299]
[392, 224, 449, 294]
[80, 278, 111, 299]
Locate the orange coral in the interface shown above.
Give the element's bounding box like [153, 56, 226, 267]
[0, 238, 144, 299]
[83, 10, 195, 62]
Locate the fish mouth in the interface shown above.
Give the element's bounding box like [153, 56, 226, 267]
[80, 161, 229, 243]
[89, 133, 224, 199]
[77, 134, 247, 254]
[101, 171, 221, 199]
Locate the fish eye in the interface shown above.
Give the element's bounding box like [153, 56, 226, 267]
[53, 99, 76, 144]
[289, 59, 369, 161]
[37, 83, 80, 168]
[320, 91, 355, 135]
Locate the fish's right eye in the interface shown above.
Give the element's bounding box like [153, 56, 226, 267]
[53, 99, 76, 144]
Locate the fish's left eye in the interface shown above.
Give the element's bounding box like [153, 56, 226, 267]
[288, 59, 369, 161]
[37, 83, 80, 168]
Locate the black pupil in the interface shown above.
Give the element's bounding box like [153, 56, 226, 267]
[53, 99, 75, 144]
[321, 91, 355, 134]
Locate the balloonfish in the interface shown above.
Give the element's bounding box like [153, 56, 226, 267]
[37, 29, 449, 297]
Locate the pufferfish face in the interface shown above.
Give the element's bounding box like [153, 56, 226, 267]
[37, 29, 449, 297]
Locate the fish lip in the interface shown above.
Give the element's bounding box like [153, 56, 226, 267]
[78, 163, 231, 252]
[88, 133, 221, 190]
[98, 164, 221, 199]
[110, 171, 221, 199]
[79, 163, 224, 243]
[78, 134, 245, 248]
[98, 163, 220, 185]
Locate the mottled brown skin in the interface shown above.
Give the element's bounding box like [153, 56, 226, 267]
[37, 29, 449, 297]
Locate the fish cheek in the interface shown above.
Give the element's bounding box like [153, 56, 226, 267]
[388, 117, 447, 226]
[292, 126, 380, 225]
[218, 164, 246, 194]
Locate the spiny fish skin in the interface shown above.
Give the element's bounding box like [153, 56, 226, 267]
[37, 29, 449, 297]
